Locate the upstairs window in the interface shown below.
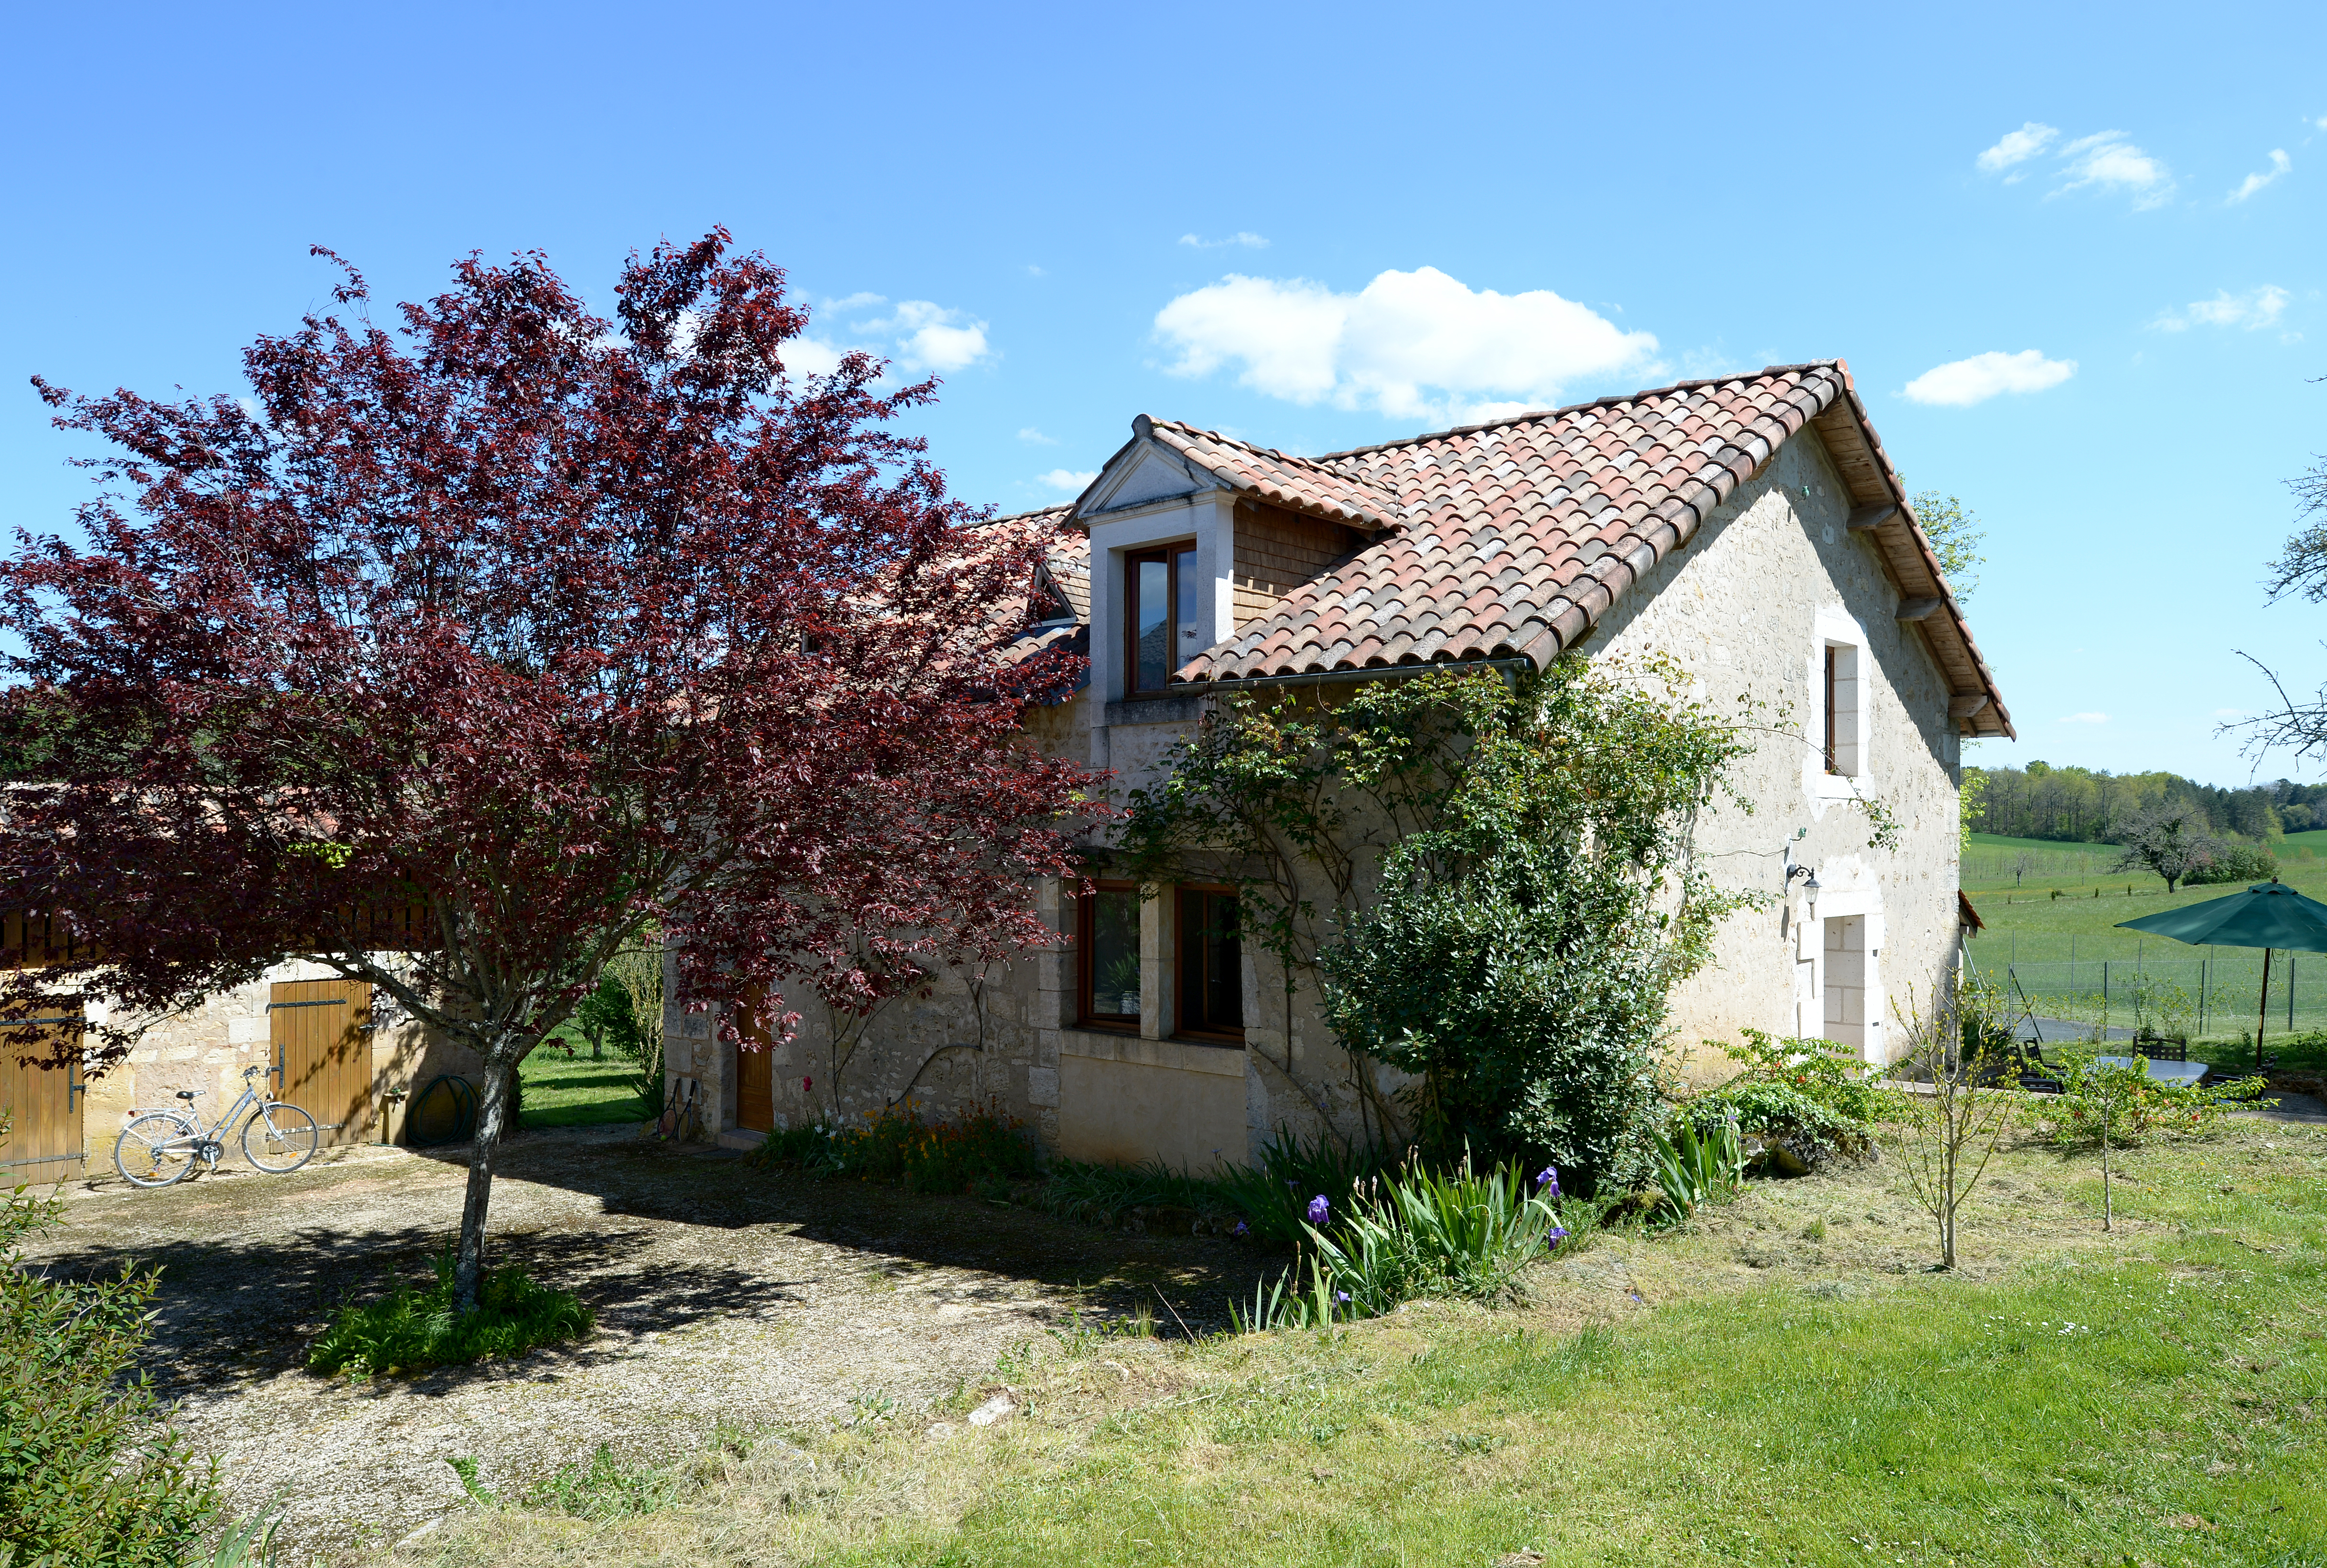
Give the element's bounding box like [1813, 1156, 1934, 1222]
[1175, 886, 1244, 1044]
[1823, 642, 1861, 777]
[1077, 882, 1141, 1028]
[1127, 543, 1199, 694]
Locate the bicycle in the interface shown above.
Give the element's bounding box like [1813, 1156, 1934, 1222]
[113, 1065, 322, 1187]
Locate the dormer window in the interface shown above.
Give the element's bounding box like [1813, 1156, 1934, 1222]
[1029, 572, 1072, 627]
[1127, 543, 1199, 694]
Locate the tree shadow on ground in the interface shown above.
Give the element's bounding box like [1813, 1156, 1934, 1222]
[32, 1130, 1280, 1405]
[401, 1129, 1284, 1315]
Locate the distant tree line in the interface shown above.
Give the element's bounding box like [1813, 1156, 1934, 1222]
[1969, 762, 2326, 845]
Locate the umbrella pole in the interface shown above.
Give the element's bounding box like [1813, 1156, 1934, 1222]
[2257, 947, 2272, 1071]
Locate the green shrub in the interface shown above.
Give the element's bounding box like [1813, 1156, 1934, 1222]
[307, 1249, 593, 1377]
[2042, 1056, 2271, 1147]
[0, 1151, 221, 1565]
[1689, 1031, 1885, 1165]
[2182, 838, 2279, 886]
[746, 1103, 1040, 1196]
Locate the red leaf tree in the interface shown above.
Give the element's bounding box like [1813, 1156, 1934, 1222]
[4, 232, 1099, 1301]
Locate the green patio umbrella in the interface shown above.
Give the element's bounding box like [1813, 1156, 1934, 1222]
[2116, 879, 2327, 1067]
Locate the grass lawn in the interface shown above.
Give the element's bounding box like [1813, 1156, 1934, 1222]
[420, 1120, 2327, 1567]
[517, 1043, 652, 1130]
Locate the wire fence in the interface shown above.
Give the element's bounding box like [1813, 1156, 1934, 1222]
[1965, 937, 2325, 1038]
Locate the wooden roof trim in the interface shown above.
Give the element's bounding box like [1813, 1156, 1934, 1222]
[1806, 370, 2013, 739]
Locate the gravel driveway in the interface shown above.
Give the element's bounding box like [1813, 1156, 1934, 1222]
[22, 1126, 1263, 1564]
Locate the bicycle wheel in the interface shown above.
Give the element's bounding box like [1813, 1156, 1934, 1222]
[114, 1113, 200, 1187]
[241, 1102, 319, 1173]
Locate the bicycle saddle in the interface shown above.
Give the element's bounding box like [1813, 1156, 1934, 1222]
[174, 1088, 205, 1100]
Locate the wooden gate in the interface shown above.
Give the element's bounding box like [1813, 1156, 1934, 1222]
[270, 980, 372, 1146]
[0, 1011, 87, 1179]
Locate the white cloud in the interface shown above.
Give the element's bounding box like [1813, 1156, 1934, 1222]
[1901, 350, 2077, 407]
[2229, 148, 2292, 202]
[781, 337, 853, 379]
[2056, 131, 2175, 207]
[1018, 427, 1059, 445]
[1153, 266, 1660, 423]
[2058, 712, 2110, 725]
[2152, 284, 2290, 332]
[783, 294, 995, 379]
[1977, 121, 2058, 175]
[851, 300, 990, 373]
[1035, 469, 1097, 493]
[1179, 232, 1270, 250]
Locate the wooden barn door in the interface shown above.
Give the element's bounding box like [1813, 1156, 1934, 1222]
[0, 1011, 86, 1179]
[270, 980, 371, 1145]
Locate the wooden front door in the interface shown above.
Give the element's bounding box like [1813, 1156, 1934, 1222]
[270, 980, 371, 1145]
[0, 1011, 86, 1179]
[735, 1033, 774, 1132]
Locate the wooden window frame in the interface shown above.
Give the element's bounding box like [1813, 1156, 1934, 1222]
[1174, 883, 1246, 1047]
[1124, 541, 1198, 697]
[1077, 879, 1142, 1033]
[1823, 644, 1840, 775]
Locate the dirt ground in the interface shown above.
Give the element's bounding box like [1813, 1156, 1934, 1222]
[20, 1126, 1274, 1564]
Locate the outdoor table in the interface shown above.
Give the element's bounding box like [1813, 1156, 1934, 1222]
[2096, 1055, 2208, 1088]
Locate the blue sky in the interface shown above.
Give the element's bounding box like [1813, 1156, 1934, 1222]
[4, 2, 2322, 786]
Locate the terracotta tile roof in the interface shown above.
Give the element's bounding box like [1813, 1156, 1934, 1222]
[1147, 361, 2009, 738]
[992, 506, 1089, 686]
[1175, 365, 1843, 682]
[1140, 417, 1405, 531]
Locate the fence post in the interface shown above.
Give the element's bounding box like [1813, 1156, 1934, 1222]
[2200, 958, 2208, 1036]
[2289, 952, 2296, 1032]
[2104, 960, 2110, 1024]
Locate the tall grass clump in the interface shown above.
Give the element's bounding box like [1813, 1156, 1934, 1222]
[1211, 1128, 1399, 1249]
[1033, 1158, 1232, 1230]
[307, 1249, 594, 1377]
[1235, 1154, 1569, 1329]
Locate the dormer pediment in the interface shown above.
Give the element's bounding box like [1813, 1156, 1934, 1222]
[1076, 423, 1227, 522]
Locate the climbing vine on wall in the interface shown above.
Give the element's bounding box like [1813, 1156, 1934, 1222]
[1118, 655, 1785, 1186]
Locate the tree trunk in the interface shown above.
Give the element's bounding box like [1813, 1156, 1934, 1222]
[455, 1042, 519, 1309]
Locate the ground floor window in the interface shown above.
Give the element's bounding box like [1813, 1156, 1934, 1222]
[1078, 881, 1142, 1029]
[1175, 885, 1244, 1044]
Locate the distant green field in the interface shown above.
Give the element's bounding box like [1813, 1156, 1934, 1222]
[1962, 836, 2327, 1052]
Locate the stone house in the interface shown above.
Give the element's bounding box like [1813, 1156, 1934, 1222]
[0, 912, 483, 1180]
[664, 361, 2011, 1170]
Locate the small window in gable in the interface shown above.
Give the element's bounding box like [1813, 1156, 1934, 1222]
[1823, 642, 1862, 777]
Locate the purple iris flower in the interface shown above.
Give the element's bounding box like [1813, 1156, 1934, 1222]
[1334, 1290, 1351, 1304]
[1535, 1166, 1559, 1195]
[1545, 1224, 1569, 1250]
[1232, 1220, 1248, 1237]
[1306, 1194, 1330, 1226]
